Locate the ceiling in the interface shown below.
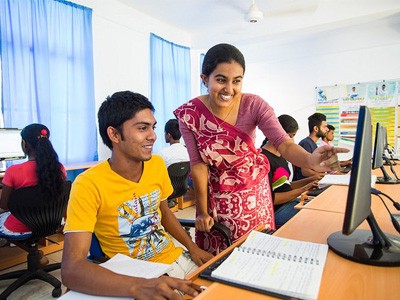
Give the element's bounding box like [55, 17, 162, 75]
[117, 0, 400, 48]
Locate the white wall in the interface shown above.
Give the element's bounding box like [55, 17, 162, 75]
[74, 0, 192, 160]
[74, 1, 400, 157]
[239, 14, 400, 146]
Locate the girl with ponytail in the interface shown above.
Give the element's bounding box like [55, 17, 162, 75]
[0, 123, 66, 239]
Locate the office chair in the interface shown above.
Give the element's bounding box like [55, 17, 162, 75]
[0, 181, 72, 299]
[178, 219, 232, 247]
[167, 161, 191, 209]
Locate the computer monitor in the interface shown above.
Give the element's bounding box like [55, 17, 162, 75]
[382, 126, 397, 166]
[372, 123, 384, 169]
[382, 126, 388, 150]
[0, 128, 26, 171]
[327, 106, 400, 266]
[372, 123, 398, 184]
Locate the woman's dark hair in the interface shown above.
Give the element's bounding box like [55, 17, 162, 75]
[278, 114, 299, 134]
[21, 123, 65, 199]
[202, 43, 246, 77]
[260, 114, 298, 147]
[98, 91, 155, 149]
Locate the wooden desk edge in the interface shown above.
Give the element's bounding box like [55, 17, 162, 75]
[64, 161, 101, 171]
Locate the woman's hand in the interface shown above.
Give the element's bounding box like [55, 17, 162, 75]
[310, 145, 349, 173]
[195, 213, 214, 233]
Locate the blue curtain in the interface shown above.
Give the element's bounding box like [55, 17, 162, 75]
[0, 0, 97, 165]
[150, 33, 191, 153]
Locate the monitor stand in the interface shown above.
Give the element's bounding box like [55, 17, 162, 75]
[327, 214, 400, 266]
[376, 177, 400, 184]
[377, 166, 400, 184]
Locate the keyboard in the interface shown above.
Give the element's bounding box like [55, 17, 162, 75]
[307, 185, 331, 197]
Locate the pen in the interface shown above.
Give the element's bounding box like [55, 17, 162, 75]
[191, 283, 207, 293]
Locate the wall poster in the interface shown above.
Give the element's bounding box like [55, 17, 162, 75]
[315, 80, 399, 158]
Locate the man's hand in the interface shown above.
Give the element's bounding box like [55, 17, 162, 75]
[187, 246, 214, 266]
[132, 276, 198, 300]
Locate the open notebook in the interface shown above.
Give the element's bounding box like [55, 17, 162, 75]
[202, 230, 329, 300]
[59, 253, 172, 299]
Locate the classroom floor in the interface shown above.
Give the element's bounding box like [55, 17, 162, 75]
[0, 205, 196, 300]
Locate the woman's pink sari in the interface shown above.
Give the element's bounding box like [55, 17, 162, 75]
[174, 98, 275, 254]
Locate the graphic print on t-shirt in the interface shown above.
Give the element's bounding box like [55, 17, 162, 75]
[117, 189, 170, 260]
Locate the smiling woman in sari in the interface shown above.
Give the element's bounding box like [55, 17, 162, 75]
[174, 43, 347, 255]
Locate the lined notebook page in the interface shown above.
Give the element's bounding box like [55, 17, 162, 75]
[210, 230, 329, 300]
[59, 253, 172, 299]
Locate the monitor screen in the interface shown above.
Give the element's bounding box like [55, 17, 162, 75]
[372, 123, 384, 170]
[382, 126, 388, 150]
[0, 128, 26, 161]
[327, 106, 400, 266]
[372, 123, 398, 184]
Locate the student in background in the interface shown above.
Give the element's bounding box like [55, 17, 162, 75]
[61, 91, 211, 299]
[320, 124, 335, 146]
[261, 115, 322, 227]
[0, 123, 66, 263]
[159, 119, 189, 168]
[320, 124, 352, 169]
[174, 43, 347, 255]
[293, 112, 329, 181]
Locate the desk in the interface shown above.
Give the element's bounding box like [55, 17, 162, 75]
[64, 161, 100, 171]
[299, 185, 398, 218]
[188, 195, 400, 299]
[0, 161, 99, 271]
[295, 163, 400, 214]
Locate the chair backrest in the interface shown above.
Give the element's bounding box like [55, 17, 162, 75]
[8, 181, 72, 240]
[167, 161, 190, 200]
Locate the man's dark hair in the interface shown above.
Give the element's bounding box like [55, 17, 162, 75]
[308, 112, 326, 134]
[165, 119, 181, 140]
[98, 91, 154, 149]
[327, 124, 335, 131]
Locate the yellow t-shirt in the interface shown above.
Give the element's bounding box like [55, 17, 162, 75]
[64, 156, 182, 264]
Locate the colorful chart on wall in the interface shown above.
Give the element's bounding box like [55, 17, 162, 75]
[315, 80, 400, 157]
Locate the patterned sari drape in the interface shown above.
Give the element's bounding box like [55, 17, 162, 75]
[174, 98, 275, 254]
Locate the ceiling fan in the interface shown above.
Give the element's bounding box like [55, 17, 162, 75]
[247, 0, 264, 23]
[243, 0, 319, 24]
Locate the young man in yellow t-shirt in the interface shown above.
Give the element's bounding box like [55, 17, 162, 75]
[61, 91, 212, 299]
